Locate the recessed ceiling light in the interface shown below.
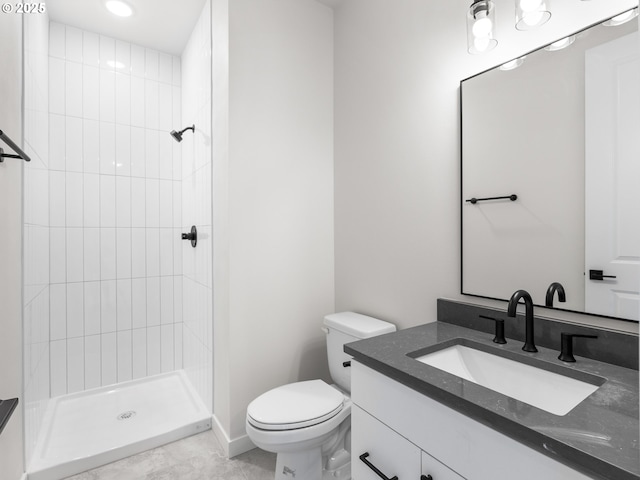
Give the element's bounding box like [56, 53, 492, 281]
[105, 0, 133, 17]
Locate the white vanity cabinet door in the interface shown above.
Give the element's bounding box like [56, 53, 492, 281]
[421, 451, 466, 480]
[352, 405, 422, 480]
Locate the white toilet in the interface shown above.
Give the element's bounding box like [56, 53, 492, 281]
[245, 312, 396, 480]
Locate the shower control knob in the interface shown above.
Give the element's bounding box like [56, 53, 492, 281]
[182, 225, 198, 248]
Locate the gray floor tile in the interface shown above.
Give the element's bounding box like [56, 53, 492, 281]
[64, 430, 275, 480]
[234, 447, 277, 480]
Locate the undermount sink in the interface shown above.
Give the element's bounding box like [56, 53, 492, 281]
[414, 342, 603, 416]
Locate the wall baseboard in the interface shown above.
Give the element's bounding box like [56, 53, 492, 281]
[211, 415, 256, 458]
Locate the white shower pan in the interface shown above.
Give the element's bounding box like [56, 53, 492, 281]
[28, 371, 211, 480]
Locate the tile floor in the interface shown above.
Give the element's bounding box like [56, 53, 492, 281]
[64, 430, 276, 480]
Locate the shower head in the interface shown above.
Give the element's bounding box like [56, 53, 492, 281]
[170, 124, 195, 142]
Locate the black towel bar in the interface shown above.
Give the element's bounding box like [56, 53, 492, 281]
[465, 194, 517, 204]
[0, 129, 31, 162]
[0, 398, 19, 437]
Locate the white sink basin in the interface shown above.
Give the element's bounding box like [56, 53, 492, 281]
[415, 344, 601, 416]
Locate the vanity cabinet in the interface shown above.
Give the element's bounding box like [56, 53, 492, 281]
[351, 361, 592, 480]
[352, 405, 421, 480]
[352, 405, 464, 480]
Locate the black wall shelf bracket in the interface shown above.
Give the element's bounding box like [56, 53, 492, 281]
[0, 398, 19, 437]
[465, 194, 517, 204]
[0, 129, 31, 162]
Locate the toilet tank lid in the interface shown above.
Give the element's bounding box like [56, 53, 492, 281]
[323, 312, 396, 339]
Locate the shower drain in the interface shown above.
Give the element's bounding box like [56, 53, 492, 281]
[117, 411, 137, 420]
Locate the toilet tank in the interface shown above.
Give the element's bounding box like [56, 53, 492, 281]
[324, 312, 396, 393]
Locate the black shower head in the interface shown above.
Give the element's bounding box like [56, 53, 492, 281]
[170, 124, 195, 143]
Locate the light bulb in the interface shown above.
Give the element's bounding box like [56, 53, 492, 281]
[523, 11, 544, 26]
[515, 0, 550, 30]
[519, 0, 542, 12]
[473, 16, 493, 37]
[467, 1, 497, 55]
[474, 36, 492, 52]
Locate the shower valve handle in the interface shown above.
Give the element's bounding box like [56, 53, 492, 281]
[182, 226, 198, 248]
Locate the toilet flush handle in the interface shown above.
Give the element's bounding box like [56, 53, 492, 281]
[320, 327, 329, 334]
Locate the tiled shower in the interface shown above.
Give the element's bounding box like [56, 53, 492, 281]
[47, 21, 184, 397]
[22, 0, 213, 472]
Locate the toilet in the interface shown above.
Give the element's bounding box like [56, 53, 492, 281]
[245, 312, 396, 480]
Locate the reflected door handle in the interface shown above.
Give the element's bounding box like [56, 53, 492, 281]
[589, 269, 616, 281]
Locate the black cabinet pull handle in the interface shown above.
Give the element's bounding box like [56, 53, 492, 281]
[343, 361, 351, 367]
[421, 476, 433, 480]
[589, 269, 616, 281]
[359, 452, 398, 480]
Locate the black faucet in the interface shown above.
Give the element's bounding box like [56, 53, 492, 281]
[507, 290, 538, 352]
[545, 282, 566, 307]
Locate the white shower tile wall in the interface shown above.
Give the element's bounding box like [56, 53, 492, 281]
[47, 22, 184, 397]
[23, 10, 51, 467]
[181, 0, 213, 412]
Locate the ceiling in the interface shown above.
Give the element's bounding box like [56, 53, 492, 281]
[46, 0, 208, 56]
[45, 0, 637, 58]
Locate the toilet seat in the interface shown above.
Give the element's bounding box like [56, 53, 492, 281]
[247, 380, 344, 431]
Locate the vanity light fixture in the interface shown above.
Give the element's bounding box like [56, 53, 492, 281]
[467, 0, 498, 55]
[515, 0, 551, 31]
[499, 56, 527, 71]
[544, 35, 575, 51]
[602, 8, 638, 27]
[105, 0, 133, 17]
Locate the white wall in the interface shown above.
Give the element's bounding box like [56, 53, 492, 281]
[212, 0, 335, 453]
[334, 0, 462, 328]
[181, 0, 213, 412]
[23, 9, 50, 465]
[46, 23, 184, 396]
[333, 0, 640, 333]
[0, 11, 24, 480]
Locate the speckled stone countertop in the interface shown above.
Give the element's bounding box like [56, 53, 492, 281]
[345, 322, 639, 480]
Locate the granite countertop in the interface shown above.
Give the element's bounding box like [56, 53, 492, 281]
[345, 322, 640, 480]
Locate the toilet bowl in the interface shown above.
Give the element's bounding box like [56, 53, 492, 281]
[245, 312, 396, 480]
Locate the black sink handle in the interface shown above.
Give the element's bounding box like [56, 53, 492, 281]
[479, 315, 507, 344]
[558, 333, 598, 363]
